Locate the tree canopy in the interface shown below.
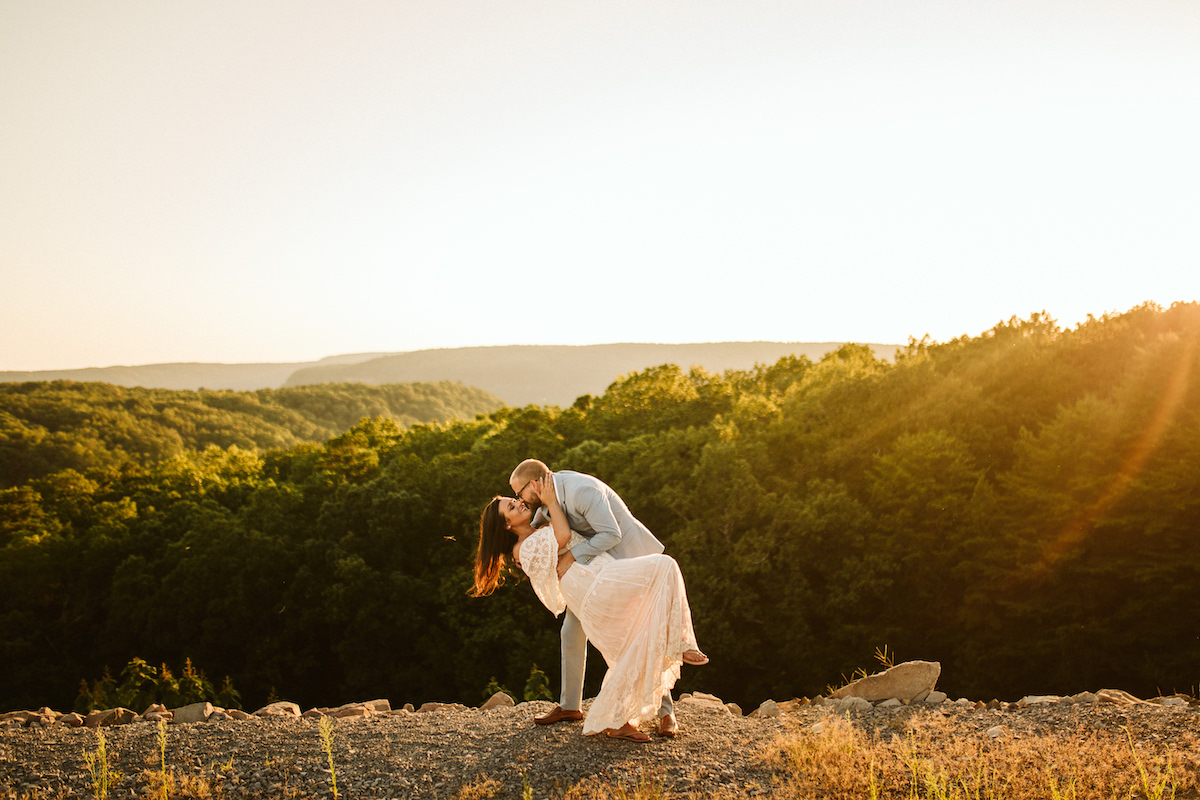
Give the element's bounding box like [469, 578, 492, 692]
[0, 380, 503, 489]
[2, 302, 1198, 713]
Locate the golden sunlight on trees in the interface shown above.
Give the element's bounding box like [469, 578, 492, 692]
[1, 302, 1198, 711]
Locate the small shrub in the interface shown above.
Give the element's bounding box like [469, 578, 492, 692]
[74, 657, 241, 713]
[523, 664, 553, 702]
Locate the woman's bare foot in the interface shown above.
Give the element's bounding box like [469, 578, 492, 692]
[683, 649, 709, 666]
[605, 723, 651, 743]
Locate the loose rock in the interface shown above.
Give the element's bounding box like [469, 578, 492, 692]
[480, 692, 515, 711]
[172, 701, 214, 724]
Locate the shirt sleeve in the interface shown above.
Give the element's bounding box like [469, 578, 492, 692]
[519, 527, 566, 616]
[567, 484, 624, 561]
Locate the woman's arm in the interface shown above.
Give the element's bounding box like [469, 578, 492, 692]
[535, 474, 573, 550]
[514, 530, 566, 616]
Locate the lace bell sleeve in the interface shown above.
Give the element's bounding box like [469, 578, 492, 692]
[518, 527, 566, 616]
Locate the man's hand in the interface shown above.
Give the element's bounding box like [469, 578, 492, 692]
[556, 551, 576, 578]
[533, 473, 558, 506]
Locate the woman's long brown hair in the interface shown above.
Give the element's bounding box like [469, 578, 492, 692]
[471, 496, 518, 597]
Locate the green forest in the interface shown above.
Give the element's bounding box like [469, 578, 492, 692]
[0, 380, 503, 489]
[1, 302, 1198, 714]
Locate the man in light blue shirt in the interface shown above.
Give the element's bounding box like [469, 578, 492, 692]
[510, 458, 680, 736]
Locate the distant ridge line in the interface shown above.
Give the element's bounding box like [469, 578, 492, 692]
[285, 342, 901, 407]
[1, 342, 901, 407]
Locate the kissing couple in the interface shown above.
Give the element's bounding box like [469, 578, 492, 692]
[472, 459, 707, 742]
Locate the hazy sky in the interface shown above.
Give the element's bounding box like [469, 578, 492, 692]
[3, 1, 1198, 371]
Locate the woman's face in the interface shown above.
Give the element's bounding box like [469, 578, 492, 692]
[498, 497, 532, 531]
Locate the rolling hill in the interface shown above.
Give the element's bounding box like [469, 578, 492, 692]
[2, 342, 901, 407]
[288, 342, 902, 406]
[0, 352, 391, 393]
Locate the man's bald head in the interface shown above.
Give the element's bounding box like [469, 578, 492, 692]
[510, 458, 549, 491]
[510, 459, 549, 506]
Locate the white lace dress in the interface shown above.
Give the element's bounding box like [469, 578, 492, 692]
[518, 527, 699, 734]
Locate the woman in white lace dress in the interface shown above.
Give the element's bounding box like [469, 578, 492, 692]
[472, 477, 707, 742]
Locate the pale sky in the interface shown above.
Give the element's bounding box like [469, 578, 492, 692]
[3, 1, 1198, 371]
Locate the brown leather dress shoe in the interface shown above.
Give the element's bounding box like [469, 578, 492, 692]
[657, 713, 679, 737]
[534, 705, 584, 725]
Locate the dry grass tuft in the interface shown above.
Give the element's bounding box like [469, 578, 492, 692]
[455, 775, 503, 799]
[560, 768, 677, 800]
[758, 710, 1198, 800]
[136, 768, 221, 800]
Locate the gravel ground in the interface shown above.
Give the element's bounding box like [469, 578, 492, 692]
[0, 699, 789, 799]
[2, 698, 1198, 799]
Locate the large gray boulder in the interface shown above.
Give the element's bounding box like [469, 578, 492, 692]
[829, 660, 941, 703]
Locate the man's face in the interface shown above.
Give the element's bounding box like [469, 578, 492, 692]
[511, 475, 541, 509]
